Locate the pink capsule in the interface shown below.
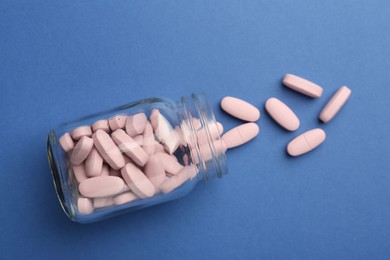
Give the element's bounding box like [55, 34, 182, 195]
[70, 136, 94, 165]
[59, 133, 74, 152]
[221, 96, 260, 122]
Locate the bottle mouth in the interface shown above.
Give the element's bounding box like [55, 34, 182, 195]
[181, 93, 228, 181]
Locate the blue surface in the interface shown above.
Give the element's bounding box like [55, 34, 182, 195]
[1, 0, 390, 259]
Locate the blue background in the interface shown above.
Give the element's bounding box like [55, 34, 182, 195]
[1, 0, 389, 259]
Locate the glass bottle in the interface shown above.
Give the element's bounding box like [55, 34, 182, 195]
[47, 93, 227, 223]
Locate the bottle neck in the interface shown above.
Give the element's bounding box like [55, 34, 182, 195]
[179, 93, 228, 181]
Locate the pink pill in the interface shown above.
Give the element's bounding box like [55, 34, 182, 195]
[150, 109, 160, 130]
[59, 133, 74, 152]
[92, 130, 125, 170]
[143, 122, 155, 155]
[134, 135, 144, 146]
[156, 152, 183, 175]
[197, 122, 224, 145]
[163, 131, 180, 154]
[78, 197, 93, 215]
[108, 115, 127, 131]
[71, 125, 92, 140]
[111, 129, 149, 167]
[100, 164, 110, 176]
[121, 163, 156, 198]
[126, 113, 147, 137]
[144, 155, 166, 188]
[114, 192, 138, 205]
[154, 142, 165, 153]
[160, 166, 197, 194]
[73, 164, 88, 183]
[71, 136, 94, 165]
[319, 86, 352, 123]
[265, 98, 300, 131]
[85, 148, 103, 177]
[287, 128, 326, 156]
[79, 176, 125, 198]
[93, 197, 114, 209]
[216, 122, 224, 135]
[192, 140, 227, 163]
[221, 96, 260, 122]
[283, 74, 323, 98]
[92, 120, 110, 133]
[222, 123, 259, 149]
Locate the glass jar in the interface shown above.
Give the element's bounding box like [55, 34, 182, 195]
[47, 93, 228, 223]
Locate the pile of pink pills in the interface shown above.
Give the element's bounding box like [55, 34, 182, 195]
[58, 73, 351, 216]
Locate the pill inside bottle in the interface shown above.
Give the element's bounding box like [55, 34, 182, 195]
[48, 94, 229, 223]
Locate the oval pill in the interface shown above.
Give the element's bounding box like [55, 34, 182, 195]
[287, 128, 326, 156]
[59, 132, 74, 152]
[126, 113, 147, 137]
[265, 97, 300, 131]
[144, 155, 166, 188]
[121, 163, 156, 198]
[156, 152, 183, 175]
[221, 96, 260, 122]
[92, 130, 125, 170]
[85, 148, 103, 177]
[108, 115, 127, 131]
[73, 164, 88, 183]
[100, 164, 110, 176]
[111, 129, 149, 167]
[78, 197, 93, 215]
[79, 176, 125, 198]
[221, 123, 259, 149]
[114, 192, 138, 205]
[71, 125, 92, 140]
[143, 122, 155, 155]
[70, 136, 94, 165]
[319, 86, 351, 123]
[92, 120, 110, 133]
[93, 197, 114, 209]
[283, 74, 323, 98]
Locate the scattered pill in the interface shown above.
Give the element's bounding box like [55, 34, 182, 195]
[92, 130, 125, 170]
[282, 74, 323, 98]
[121, 163, 156, 198]
[85, 148, 103, 177]
[79, 176, 125, 198]
[319, 86, 352, 123]
[111, 129, 149, 167]
[109, 115, 127, 131]
[59, 133, 74, 152]
[126, 113, 147, 137]
[92, 120, 110, 133]
[265, 97, 300, 131]
[222, 123, 259, 149]
[71, 125, 93, 140]
[114, 192, 138, 205]
[287, 128, 326, 156]
[70, 136, 94, 165]
[221, 96, 260, 122]
[78, 197, 93, 215]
